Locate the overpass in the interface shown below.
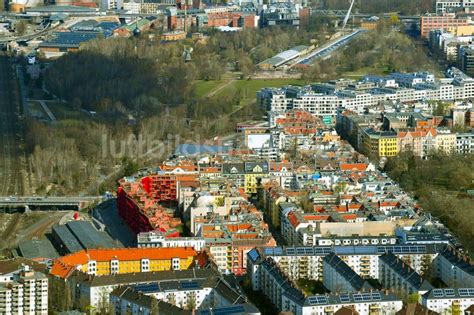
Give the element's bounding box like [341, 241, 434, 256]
[0, 196, 104, 212]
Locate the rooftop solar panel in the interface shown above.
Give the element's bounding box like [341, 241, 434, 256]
[444, 289, 455, 297]
[213, 305, 245, 315]
[274, 247, 284, 255]
[459, 289, 469, 297]
[353, 294, 363, 302]
[433, 289, 444, 298]
[371, 292, 382, 301]
[340, 294, 351, 303]
[180, 281, 200, 290]
[264, 248, 274, 255]
[134, 283, 160, 293]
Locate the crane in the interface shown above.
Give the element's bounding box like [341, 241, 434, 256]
[342, 0, 355, 30]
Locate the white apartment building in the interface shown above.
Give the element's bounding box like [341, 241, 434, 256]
[422, 288, 474, 314]
[259, 70, 474, 119]
[282, 291, 403, 315]
[0, 266, 48, 315]
[110, 286, 260, 315]
[322, 253, 373, 293]
[251, 255, 403, 315]
[292, 94, 340, 116]
[434, 248, 474, 287]
[137, 231, 206, 251]
[379, 253, 433, 296]
[456, 132, 474, 153]
[71, 269, 246, 310]
[247, 245, 443, 284]
[436, 0, 474, 13]
[436, 129, 457, 153]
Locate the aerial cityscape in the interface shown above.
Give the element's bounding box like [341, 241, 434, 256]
[0, 0, 473, 314]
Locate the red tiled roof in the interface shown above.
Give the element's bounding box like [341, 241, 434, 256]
[340, 163, 368, 171]
[50, 247, 197, 278]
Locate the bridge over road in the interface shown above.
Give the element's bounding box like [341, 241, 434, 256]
[0, 196, 105, 212]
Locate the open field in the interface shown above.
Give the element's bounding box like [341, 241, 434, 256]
[194, 80, 224, 98]
[341, 67, 387, 79]
[197, 77, 305, 97]
[206, 78, 305, 105]
[47, 101, 87, 120]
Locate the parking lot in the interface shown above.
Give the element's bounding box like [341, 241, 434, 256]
[92, 198, 136, 248]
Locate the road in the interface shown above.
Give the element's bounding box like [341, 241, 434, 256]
[0, 56, 27, 197]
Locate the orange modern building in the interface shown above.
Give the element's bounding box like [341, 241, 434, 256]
[50, 247, 198, 278]
[420, 14, 469, 38]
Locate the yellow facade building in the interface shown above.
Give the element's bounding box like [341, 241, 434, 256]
[51, 247, 198, 278]
[361, 128, 398, 158]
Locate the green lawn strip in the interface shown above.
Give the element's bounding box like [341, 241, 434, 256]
[216, 78, 305, 105]
[194, 80, 225, 98]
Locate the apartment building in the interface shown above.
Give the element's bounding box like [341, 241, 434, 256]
[110, 286, 260, 315]
[422, 288, 474, 314]
[250, 255, 403, 315]
[50, 247, 198, 278]
[435, 129, 457, 153]
[247, 244, 444, 283]
[360, 128, 398, 158]
[379, 253, 433, 296]
[322, 253, 373, 293]
[261, 70, 474, 126]
[436, 0, 463, 14]
[109, 269, 251, 312]
[0, 265, 48, 315]
[196, 215, 276, 275]
[433, 248, 474, 287]
[420, 14, 469, 38]
[456, 132, 474, 153]
[137, 231, 206, 251]
[397, 128, 437, 158]
[458, 46, 474, 77]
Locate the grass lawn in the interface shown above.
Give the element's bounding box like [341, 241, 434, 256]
[214, 78, 306, 106]
[296, 278, 328, 295]
[342, 66, 387, 79]
[47, 102, 86, 120]
[194, 80, 224, 98]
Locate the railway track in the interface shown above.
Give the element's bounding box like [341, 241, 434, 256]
[0, 213, 21, 249]
[0, 56, 26, 197]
